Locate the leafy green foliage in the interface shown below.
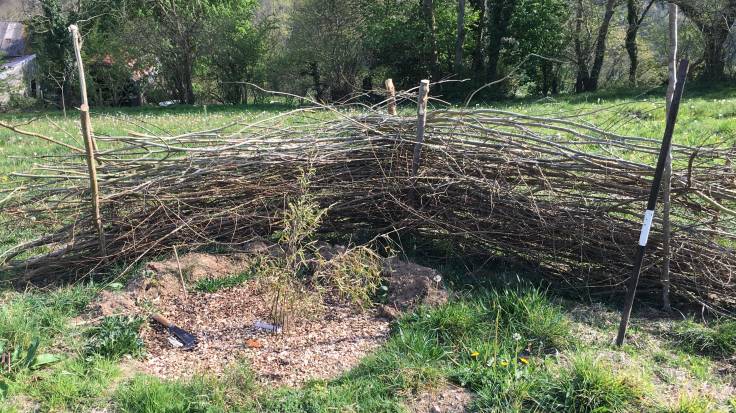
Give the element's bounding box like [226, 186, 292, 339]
[85, 316, 144, 360]
[671, 319, 736, 358]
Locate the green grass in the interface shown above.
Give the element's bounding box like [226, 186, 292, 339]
[532, 355, 646, 413]
[0, 283, 125, 411]
[2, 87, 736, 411]
[194, 269, 257, 293]
[85, 315, 145, 360]
[115, 375, 230, 413]
[659, 395, 722, 413]
[670, 319, 736, 358]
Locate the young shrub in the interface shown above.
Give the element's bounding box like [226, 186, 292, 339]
[671, 319, 736, 358]
[534, 355, 645, 413]
[314, 246, 384, 308]
[85, 316, 144, 360]
[268, 168, 328, 330]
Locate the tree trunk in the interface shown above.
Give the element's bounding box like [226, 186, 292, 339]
[470, 0, 487, 74]
[672, 0, 736, 81]
[586, 0, 617, 91]
[662, 2, 678, 313]
[421, 0, 440, 79]
[573, 0, 589, 93]
[626, 0, 655, 86]
[486, 0, 516, 82]
[625, 0, 640, 86]
[702, 25, 728, 80]
[455, 0, 466, 74]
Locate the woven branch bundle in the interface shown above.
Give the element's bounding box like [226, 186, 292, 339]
[2, 103, 735, 311]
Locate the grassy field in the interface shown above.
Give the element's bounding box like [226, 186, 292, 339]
[1, 86, 736, 412]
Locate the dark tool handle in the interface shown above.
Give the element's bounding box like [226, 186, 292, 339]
[615, 59, 689, 347]
[151, 313, 173, 328]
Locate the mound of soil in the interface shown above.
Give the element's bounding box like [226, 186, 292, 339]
[90, 290, 138, 317]
[379, 258, 449, 319]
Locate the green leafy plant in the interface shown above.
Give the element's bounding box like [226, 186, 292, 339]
[85, 316, 145, 360]
[268, 168, 328, 330]
[0, 337, 61, 373]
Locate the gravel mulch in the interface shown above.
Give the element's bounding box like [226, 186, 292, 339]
[137, 280, 390, 386]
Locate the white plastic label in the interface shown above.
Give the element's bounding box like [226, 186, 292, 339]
[638, 210, 655, 246]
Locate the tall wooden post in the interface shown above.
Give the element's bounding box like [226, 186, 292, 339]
[615, 60, 688, 347]
[69, 25, 106, 257]
[661, 3, 678, 312]
[385, 79, 397, 116]
[412, 80, 430, 177]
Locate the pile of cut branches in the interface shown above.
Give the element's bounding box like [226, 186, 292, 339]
[2, 98, 736, 311]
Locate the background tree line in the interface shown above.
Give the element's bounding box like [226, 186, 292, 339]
[19, 0, 736, 107]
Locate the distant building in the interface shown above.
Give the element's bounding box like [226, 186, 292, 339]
[0, 21, 39, 106]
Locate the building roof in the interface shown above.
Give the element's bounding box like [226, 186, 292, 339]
[0, 21, 28, 57]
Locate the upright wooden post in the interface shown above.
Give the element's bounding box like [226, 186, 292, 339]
[385, 79, 397, 116]
[615, 59, 688, 347]
[412, 80, 430, 177]
[661, 3, 678, 312]
[69, 25, 106, 256]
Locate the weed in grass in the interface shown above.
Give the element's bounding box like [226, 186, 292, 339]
[671, 319, 736, 358]
[533, 355, 645, 413]
[85, 315, 145, 360]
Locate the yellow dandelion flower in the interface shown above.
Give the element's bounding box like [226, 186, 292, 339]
[470, 351, 480, 358]
[500, 360, 509, 367]
[518, 357, 529, 365]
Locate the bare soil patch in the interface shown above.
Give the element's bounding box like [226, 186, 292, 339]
[85, 251, 452, 386]
[139, 282, 390, 386]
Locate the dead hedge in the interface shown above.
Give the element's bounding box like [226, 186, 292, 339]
[2, 98, 736, 311]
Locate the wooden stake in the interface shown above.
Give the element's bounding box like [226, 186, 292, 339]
[661, 2, 678, 312]
[615, 59, 688, 347]
[412, 80, 430, 177]
[69, 25, 106, 257]
[173, 246, 188, 298]
[385, 79, 397, 116]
